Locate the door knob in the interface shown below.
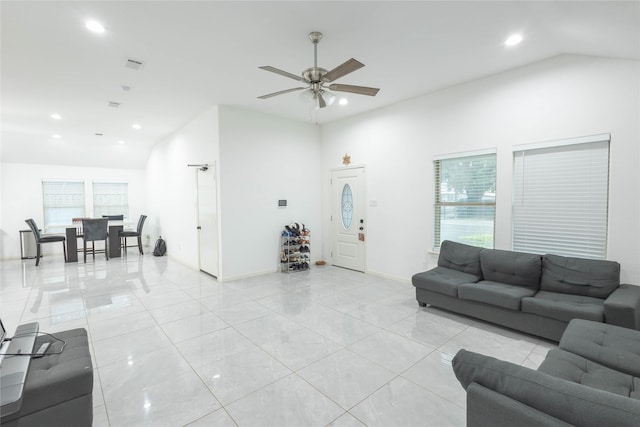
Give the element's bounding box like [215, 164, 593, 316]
[197, 226, 202, 230]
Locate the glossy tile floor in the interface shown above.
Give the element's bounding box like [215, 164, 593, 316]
[0, 254, 556, 426]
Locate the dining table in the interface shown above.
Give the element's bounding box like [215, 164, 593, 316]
[64, 219, 131, 262]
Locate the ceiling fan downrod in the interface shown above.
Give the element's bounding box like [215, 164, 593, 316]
[309, 31, 322, 69]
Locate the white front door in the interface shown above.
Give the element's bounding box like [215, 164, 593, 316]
[331, 167, 366, 272]
[197, 164, 218, 277]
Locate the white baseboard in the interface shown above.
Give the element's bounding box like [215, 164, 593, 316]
[217, 267, 279, 283]
[365, 269, 412, 284]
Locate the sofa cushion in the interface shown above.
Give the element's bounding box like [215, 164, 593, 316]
[559, 319, 640, 378]
[458, 281, 537, 310]
[539, 349, 640, 400]
[452, 349, 640, 426]
[2, 328, 93, 424]
[480, 249, 541, 289]
[541, 254, 620, 298]
[437, 240, 483, 277]
[521, 291, 604, 323]
[412, 267, 478, 297]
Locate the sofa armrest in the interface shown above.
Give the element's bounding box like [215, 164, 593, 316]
[452, 349, 640, 427]
[466, 383, 572, 427]
[604, 284, 640, 330]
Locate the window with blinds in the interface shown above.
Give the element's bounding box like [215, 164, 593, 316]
[512, 135, 610, 259]
[434, 151, 496, 250]
[42, 180, 85, 232]
[93, 182, 129, 219]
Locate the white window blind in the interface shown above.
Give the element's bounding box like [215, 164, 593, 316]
[512, 136, 610, 259]
[434, 152, 496, 250]
[93, 182, 129, 218]
[42, 180, 85, 232]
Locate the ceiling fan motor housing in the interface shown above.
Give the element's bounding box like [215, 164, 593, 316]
[303, 67, 327, 83]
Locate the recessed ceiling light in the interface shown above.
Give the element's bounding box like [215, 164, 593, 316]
[504, 34, 523, 47]
[86, 20, 105, 33]
[118, 140, 125, 145]
[338, 98, 348, 106]
[132, 123, 141, 130]
[52, 134, 61, 139]
[50, 113, 62, 120]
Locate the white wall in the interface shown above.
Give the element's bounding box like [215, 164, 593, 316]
[0, 162, 146, 259]
[320, 55, 640, 284]
[218, 106, 321, 280]
[145, 106, 220, 270]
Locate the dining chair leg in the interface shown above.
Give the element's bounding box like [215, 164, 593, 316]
[62, 241, 67, 262]
[36, 244, 41, 267]
[92, 242, 95, 260]
[105, 239, 109, 261]
[84, 240, 87, 263]
[137, 236, 143, 254]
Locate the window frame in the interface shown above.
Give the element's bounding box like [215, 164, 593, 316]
[92, 181, 129, 219]
[511, 134, 610, 259]
[42, 179, 86, 233]
[433, 149, 497, 251]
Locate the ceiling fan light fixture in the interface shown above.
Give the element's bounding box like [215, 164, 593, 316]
[299, 88, 315, 104]
[339, 98, 348, 106]
[321, 90, 336, 107]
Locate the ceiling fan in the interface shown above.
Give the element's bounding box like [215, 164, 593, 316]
[258, 31, 380, 109]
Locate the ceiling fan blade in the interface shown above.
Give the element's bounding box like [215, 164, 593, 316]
[318, 92, 327, 109]
[329, 84, 380, 96]
[258, 87, 306, 99]
[259, 66, 306, 82]
[322, 58, 364, 83]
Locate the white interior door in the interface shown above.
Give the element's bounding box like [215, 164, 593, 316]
[197, 164, 218, 277]
[331, 167, 366, 272]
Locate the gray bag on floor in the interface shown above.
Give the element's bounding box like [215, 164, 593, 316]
[152, 236, 166, 256]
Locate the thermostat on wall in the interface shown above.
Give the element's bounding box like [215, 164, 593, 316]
[278, 200, 287, 207]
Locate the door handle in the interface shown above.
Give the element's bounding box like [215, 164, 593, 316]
[197, 226, 202, 230]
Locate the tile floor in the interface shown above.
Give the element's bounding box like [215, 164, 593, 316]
[0, 254, 556, 426]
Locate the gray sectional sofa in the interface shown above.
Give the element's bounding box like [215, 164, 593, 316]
[412, 240, 640, 341]
[453, 319, 640, 426]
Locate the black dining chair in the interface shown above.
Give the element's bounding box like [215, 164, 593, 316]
[120, 214, 147, 255]
[81, 218, 109, 263]
[24, 219, 67, 266]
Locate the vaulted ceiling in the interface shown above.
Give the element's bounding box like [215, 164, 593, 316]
[2, 1, 638, 168]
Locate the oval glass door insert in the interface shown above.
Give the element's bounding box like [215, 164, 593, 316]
[341, 183, 353, 229]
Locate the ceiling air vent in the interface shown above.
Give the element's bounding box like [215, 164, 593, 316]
[125, 58, 145, 71]
[107, 101, 121, 108]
